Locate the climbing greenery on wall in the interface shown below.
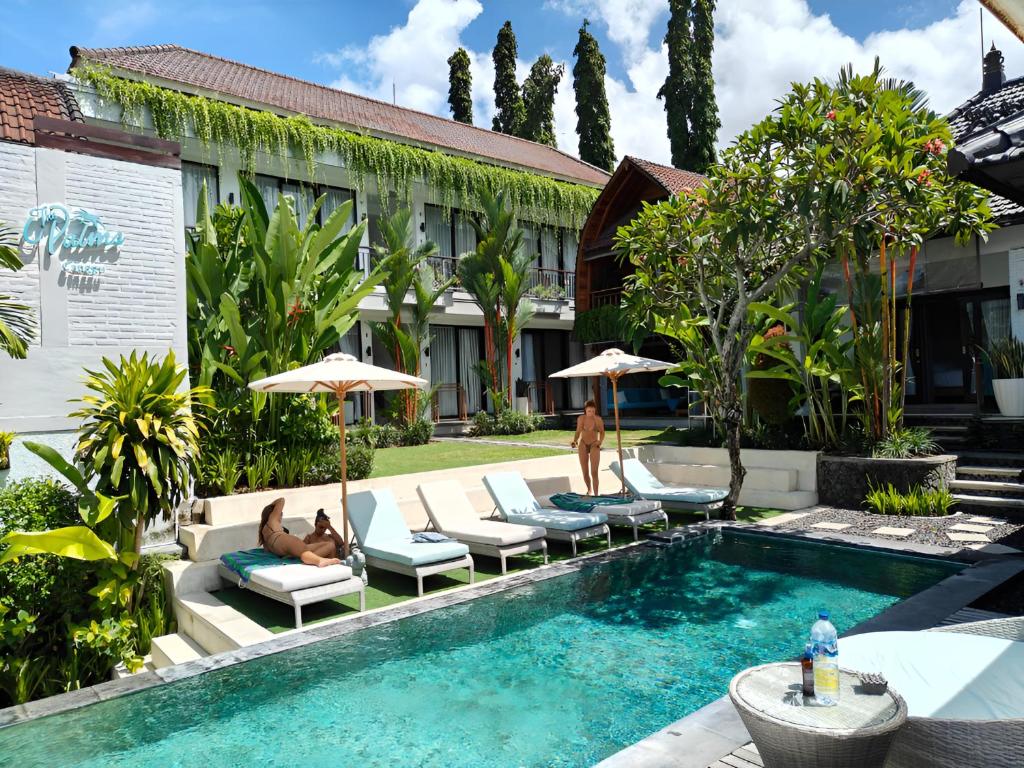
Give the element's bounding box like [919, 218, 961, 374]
[76, 67, 601, 226]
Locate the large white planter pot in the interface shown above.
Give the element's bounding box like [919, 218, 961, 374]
[515, 396, 530, 415]
[993, 378, 1024, 417]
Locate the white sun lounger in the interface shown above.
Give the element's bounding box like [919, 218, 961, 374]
[348, 488, 474, 596]
[417, 480, 548, 574]
[217, 559, 365, 629]
[482, 471, 611, 556]
[611, 458, 727, 518]
[536, 492, 669, 542]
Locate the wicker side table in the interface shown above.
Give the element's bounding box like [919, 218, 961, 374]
[729, 662, 907, 768]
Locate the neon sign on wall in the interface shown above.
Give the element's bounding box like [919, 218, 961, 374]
[22, 204, 125, 277]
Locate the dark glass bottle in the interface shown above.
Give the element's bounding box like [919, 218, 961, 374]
[801, 643, 815, 697]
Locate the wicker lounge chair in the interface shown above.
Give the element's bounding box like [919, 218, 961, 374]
[842, 616, 1024, 768]
[610, 458, 727, 517]
[218, 551, 365, 629]
[347, 488, 474, 597]
[482, 471, 611, 556]
[417, 480, 548, 574]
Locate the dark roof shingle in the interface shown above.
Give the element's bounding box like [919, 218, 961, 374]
[626, 155, 705, 194]
[69, 44, 609, 186]
[0, 66, 82, 145]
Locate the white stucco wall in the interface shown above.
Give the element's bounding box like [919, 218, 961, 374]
[0, 142, 187, 435]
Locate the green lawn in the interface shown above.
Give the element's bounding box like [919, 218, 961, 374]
[479, 428, 680, 448]
[369, 441, 563, 478]
[217, 505, 784, 633]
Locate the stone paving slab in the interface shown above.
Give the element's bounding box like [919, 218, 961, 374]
[754, 512, 809, 527]
[947, 532, 992, 543]
[967, 516, 1004, 524]
[811, 521, 852, 531]
[949, 523, 996, 534]
[871, 526, 914, 538]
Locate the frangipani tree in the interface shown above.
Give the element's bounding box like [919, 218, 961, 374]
[616, 66, 991, 519]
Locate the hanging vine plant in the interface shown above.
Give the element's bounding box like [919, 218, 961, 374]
[75, 66, 601, 226]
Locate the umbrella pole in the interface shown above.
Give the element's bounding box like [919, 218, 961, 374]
[610, 373, 626, 495]
[337, 388, 350, 558]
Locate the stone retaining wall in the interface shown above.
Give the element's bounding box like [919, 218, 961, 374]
[817, 454, 957, 509]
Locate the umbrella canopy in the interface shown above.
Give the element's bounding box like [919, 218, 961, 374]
[550, 348, 674, 494]
[249, 353, 428, 555]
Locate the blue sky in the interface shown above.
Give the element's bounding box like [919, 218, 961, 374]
[1, 1, 1018, 165]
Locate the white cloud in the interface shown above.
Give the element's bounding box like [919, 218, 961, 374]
[320, 0, 1024, 169]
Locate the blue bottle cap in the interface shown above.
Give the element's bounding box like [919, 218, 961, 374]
[818, 610, 830, 620]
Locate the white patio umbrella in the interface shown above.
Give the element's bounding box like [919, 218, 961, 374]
[550, 347, 674, 495]
[248, 352, 427, 555]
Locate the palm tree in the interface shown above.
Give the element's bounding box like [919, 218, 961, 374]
[0, 223, 35, 359]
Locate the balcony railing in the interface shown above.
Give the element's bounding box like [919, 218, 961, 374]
[432, 383, 468, 421]
[589, 287, 622, 308]
[426, 255, 460, 284]
[526, 268, 576, 301]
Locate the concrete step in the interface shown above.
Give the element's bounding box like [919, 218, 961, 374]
[949, 479, 1024, 497]
[952, 493, 1024, 516]
[150, 632, 206, 669]
[174, 591, 274, 655]
[957, 465, 1024, 480]
[955, 451, 1024, 468]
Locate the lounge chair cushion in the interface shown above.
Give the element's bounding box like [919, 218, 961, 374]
[613, 459, 728, 504]
[537, 493, 663, 517]
[348, 489, 470, 567]
[248, 563, 353, 593]
[417, 480, 546, 545]
[483, 472, 607, 530]
[841, 630, 1024, 720]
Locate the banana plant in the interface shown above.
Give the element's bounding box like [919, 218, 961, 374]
[0, 222, 36, 359]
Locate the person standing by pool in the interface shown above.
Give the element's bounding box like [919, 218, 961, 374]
[258, 498, 341, 567]
[571, 400, 605, 496]
[304, 509, 345, 557]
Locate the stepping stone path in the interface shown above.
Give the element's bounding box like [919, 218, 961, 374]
[946, 532, 991, 543]
[871, 526, 914, 538]
[949, 523, 996, 534]
[811, 522, 852, 531]
[967, 516, 1004, 525]
[756, 512, 809, 527]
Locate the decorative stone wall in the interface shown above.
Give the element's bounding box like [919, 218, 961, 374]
[817, 454, 957, 509]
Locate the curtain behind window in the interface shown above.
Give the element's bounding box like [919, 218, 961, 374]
[540, 228, 559, 272]
[561, 230, 578, 274]
[281, 182, 315, 228]
[454, 211, 477, 256]
[254, 175, 279, 216]
[520, 223, 540, 268]
[339, 324, 364, 423]
[182, 163, 218, 228]
[568, 339, 588, 409]
[321, 187, 356, 232]
[431, 326, 459, 417]
[425, 205, 451, 258]
[458, 328, 483, 414]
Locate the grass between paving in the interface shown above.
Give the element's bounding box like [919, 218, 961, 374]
[369, 442, 564, 478]
[479, 428, 682, 448]
[216, 505, 783, 633]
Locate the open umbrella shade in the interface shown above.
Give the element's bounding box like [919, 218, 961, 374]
[550, 348, 674, 494]
[249, 353, 427, 555]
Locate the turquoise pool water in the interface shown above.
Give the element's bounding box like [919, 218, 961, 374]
[0, 532, 960, 768]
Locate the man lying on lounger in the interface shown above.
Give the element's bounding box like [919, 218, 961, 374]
[304, 509, 345, 557]
[258, 498, 341, 567]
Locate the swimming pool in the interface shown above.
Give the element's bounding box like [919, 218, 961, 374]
[0, 531, 960, 768]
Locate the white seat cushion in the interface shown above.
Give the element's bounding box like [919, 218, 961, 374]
[443, 520, 546, 546]
[248, 563, 352, 593]
[841, 630, 1024, 720]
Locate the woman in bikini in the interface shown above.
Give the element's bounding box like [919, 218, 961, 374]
[571, 400, 605, 496]
[258, 498, 342, 567]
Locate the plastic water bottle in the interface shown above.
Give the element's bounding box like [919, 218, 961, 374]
[810, 611, 840, 706]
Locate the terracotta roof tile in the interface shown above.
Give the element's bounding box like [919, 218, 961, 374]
[70, 44, 609, 187]
[0, 66, 82, 145]
[625, 155, 705, 194]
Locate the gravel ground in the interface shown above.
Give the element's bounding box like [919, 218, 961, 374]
[768, 505, 1024, 549]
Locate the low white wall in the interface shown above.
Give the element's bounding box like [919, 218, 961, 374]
[632, 445, 819, 510]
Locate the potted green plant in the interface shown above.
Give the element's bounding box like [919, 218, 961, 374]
[988, 336, 1024, 417]
[0, 430, 13, 485]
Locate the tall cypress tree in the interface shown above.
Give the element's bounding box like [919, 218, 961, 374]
[447, 47, 474, 124]
[657, 0, 694, 169]
[521, 54, 564, 147]
[572, 19, 615, 171]
[492, 21, 525, 135]
[688, 0, 720, 172]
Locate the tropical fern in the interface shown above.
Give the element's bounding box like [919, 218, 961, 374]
[0, 223, 35, 359]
